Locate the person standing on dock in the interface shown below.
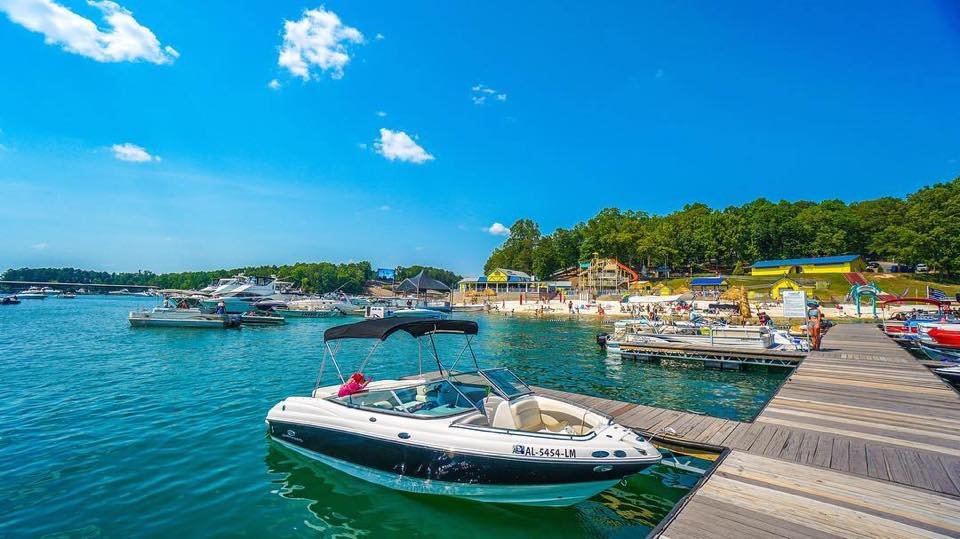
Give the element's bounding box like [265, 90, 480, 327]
[807, 302, 824, 350]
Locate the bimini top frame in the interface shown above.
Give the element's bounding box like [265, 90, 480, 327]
[317, 317, 483, 398]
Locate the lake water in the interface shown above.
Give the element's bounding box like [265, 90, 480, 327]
[0, 297, 788, 537]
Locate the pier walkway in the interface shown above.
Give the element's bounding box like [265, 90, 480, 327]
[539, 324, 960, 537]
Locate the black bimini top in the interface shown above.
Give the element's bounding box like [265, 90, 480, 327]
[323, 317, 479, 342]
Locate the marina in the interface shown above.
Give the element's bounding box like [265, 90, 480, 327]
[533, 324, 960, 538]
[4, 292, 958, 537]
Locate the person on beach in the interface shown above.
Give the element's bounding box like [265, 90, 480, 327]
[568, 300, 574, 313]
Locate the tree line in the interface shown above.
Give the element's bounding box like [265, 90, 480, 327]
[2, 262, 463, 294]
[485, 177, 960, 279]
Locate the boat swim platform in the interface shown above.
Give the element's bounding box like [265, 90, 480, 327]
[614, 340, 806, 368]
[538, 323, 960, 538]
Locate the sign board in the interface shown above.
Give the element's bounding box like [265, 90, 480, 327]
[376, 268, 396, 281]
[782, 290, 807, 318]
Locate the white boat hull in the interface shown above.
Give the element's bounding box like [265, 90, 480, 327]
[272, 437, 620, 507]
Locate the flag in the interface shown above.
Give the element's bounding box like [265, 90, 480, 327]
[928, 287, 948, 301]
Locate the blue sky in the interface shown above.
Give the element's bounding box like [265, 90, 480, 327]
[1, 1, 958, 276]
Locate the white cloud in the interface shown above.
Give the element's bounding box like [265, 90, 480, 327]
[111, 142, 159, 162]
[471, 83, 506, 105]
[485, 222, 511, 236]
[31, 242, 48, 250]
[0, 0, 177, 64]
[375, 110, 387, 117]
[374, 32, 384, 40]
[267, 78, 281, 90]
[278, 6, 363, 80]
[374, 128, 433, 164]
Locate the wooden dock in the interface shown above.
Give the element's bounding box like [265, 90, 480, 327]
[614, 340, 805, 367]
[538, 324, 960, 537]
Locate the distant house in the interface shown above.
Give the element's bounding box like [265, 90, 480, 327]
[750, 255, 865, 276]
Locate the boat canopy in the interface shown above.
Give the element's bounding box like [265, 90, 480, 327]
[324, 317, 478, 342]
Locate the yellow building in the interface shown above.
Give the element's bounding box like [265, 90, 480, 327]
[750, 254, 864, 276]
[769, 277, 816, 300]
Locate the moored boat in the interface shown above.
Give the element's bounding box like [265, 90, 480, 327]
[934, 365, 960, 381]
[240, 312, 286, 325]
[266, 318, 662, 507]
[1, 295, 21, 305]
[128, 307, 240, 328]
[18, 287, 47, 299]
[919, 342, 960, 363]
[275, 308, 340, 318]
[602, 320, 806, 357]
[364, 305, 449, 320]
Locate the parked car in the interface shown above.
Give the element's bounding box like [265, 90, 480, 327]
[916, 263, 929, 273]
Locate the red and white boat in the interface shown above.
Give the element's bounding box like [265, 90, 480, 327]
[927, 324, 960, 348]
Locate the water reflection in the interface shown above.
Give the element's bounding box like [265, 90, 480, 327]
[263, 440, 698, 538]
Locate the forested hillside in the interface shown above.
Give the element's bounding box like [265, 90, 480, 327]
[485, 177, 960, 279]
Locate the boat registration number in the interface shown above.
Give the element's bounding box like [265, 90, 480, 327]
[512, 444, 577, 458]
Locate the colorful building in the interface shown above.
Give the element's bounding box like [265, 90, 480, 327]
[750, 254, 865, 276]
[458, 268, 571, 294]
[578, 254, 639, 296]
[769, 277, 816, 300]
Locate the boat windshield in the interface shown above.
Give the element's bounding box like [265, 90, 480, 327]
[480, 368, 532, 399]
[332, 379, 485, 418]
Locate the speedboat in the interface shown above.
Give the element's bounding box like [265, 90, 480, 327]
[1, 295, 20, 305]
[275, 307, 341, 318]
[240, 312, 285, 325]
[919, 342, 960, 362]
[265, 318, 662, 507]
[934, 365, 960, 381]
[58, 292, 76, 299]
[128, 307, 240, 328]
[17, 287, 47, 299]
[364, 305, 448, 320]
[41, 286, 63, 296]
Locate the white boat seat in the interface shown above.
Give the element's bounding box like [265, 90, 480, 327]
[492, 398, 568, 433]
